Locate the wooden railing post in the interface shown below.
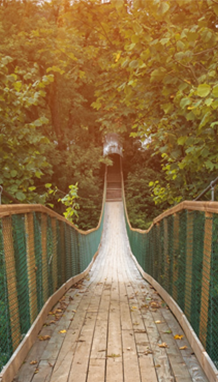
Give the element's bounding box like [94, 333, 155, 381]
[2, 216, 21, 350]
[41, 213, 48, 303]
[51, 218, 58, 292]
[25, 213, 38, 324]
[184, 211, 194, 321]
[60, 222, 66, 284]
[172, 213, 179, 301]
[154, 222, 161, 280]
[163, 219, 169, 289]
[199, 212, 213, 348]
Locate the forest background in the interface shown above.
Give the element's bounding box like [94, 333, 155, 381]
[1, 0, 218, 230]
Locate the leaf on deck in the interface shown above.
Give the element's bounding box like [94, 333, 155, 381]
[49, 320, 56, 325]
[174, 334, 183, 340]
[158, 342, 167, 348]
[150, 302, 160, 309]
[30, 360, 37, 365]
[38, 335, 51, 341]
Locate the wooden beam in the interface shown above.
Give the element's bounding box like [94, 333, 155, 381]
[199, 212, 213, 348]
[163, 219, 169, 289]
[2, 216, 21, 350]
[60, 222, 66, 284]
[41, 214, 48, 303]
[172, 213, 179, 302]
[184, 211, 194, 321]
[25, 213, 38, 324]
[51, 218, 58, 292]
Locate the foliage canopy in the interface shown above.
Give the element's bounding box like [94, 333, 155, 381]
[1, 0, 218, 228]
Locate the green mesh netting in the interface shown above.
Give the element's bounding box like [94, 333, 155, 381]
[0, 196, 105, 372]
[124, 201, 218, 366]
[0, 220, 12, 371]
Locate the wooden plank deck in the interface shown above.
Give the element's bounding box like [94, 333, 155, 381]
[15, 202, 208, 382]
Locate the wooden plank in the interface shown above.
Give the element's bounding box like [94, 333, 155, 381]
[49, 272, 100, 382]
[120, 287, 132, 330]
[16, 326, 54, 382]
[67, 312, 97, 382]
[135, 331, 158, 382]
[199, 212, 213, 348]
[106, 278, 123, 382]
[161, 308, 209, 381]
[87, 286, 110, 381]
[87, 359, 105, 382]
[122, 328, 141, 382]
[184, 211, 194, 321]
[2, 216, 21, 350]
[121, 262, 159, 382]
[31, 360, 54, 382]
[25, 213, 38, 324]
[128, 277, 175, 382]
[152, 309, 192, 382]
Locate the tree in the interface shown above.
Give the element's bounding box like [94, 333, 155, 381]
[91, 0, 218, 203]
[0, 0, 105, 229]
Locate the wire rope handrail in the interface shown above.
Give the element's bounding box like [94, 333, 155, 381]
[194, 176, 218, 201]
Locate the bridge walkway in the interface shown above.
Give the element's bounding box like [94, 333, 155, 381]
[15, 202, 208, 382]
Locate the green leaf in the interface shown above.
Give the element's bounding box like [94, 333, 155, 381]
[121, 59, 129, 68]
[115, 0, 123, 10]
[180, 97, 191, 109]
[10, 170, 18, 177]
[208, 70, 216, 78]
[129, 60, 139, 69]
[213, 4, 218, 16]
[160, 38, 170, 45]
[45, 183, 52, 188]
[14, 81, 22, 92]
[162, 103, 172, 114]
[205, 160, 214, 170]
[186, 111, 196, 121]
[176, 40, 185, 51]
[212, 85, 218, 98]
[210, 121, 218, 128]
[158, 2, 170, 15]
[177, 136, 187, 145]
[35, 171, 42, 178]
[197, 84, 211, 98]
[150, 67, 167, 82]
[211, 99, 218, 109]
[1, 56, 13, 65]
[199, 111, 211, 129]
[16, 191, 26, 201]
[205, 98, 213, 107]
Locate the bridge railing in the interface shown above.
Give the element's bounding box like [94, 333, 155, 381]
[122, 175, 218, 381]
[0, 177, 106, 377]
